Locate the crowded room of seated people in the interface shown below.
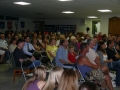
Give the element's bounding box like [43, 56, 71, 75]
[0, 29, 120, 90]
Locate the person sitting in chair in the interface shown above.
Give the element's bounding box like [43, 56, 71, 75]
[13, 38, 40, 68]
[23, 36, 35, 58]
[77, 43, 113, 90]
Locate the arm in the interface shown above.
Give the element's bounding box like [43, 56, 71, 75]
[78, 57, 100, 69]
[94, 56, 101, 66]
[48, 51, 55, 58]
[97, 51, 104, 65]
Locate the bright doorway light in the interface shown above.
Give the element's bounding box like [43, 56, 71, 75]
[87, 16, 98, 18]
[98, 9, 112, 12]
[62, 11, 75, 14]
[13, 2, 31, 5]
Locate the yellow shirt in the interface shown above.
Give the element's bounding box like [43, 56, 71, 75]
[46, 45, 58, 61]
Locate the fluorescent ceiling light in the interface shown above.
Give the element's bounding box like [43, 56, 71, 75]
[58, 0, 73, 1]
[13, 2, 31, 5]
[98, 9, 112, 12]
[87, 16, 98, 18]
[62, 11, 74, 14]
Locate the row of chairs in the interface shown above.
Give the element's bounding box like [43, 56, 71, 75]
[11, 51, 51, 82]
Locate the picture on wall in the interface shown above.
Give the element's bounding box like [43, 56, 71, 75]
[0, 21, 5, 29]
[7, 21, 12, 29]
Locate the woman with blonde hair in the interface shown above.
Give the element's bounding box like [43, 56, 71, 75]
[57, 69, 78, 90]
[43, 66, 64, 90]
[22, 65, 46, 90]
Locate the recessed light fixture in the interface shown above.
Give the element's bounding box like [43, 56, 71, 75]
[13, 1, 31, 5]
[98, 9, 112, 12]
[58, 0, 73, 1]
[62, 11, 74, 14]
[87, 16, 98, 18]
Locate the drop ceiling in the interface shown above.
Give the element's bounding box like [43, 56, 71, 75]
[0, 0, 120, 19]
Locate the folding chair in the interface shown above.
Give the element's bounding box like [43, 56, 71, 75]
[21, 61, 35, 81]
[11, 53, 32, 82]
[40, 51, 52, 68]
[64, 63, 85, 85]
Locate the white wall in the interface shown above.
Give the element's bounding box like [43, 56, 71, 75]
[0, 18, 34, 33]
[100, 14, 120, 35]
[42, 18, 97, 36]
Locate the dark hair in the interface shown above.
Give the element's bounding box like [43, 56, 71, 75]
[16, 38, 24, 45]
[87, 39, 92, 45]
[60, 39, 65, 45]
[93, 36, 97, 39]
[107, 40, 112, 47]
[80, 43, 88, 51]
[79, 82, 97, 90]
[24, 36, 29, 40]
[97, 41, 106, 54]
[10, 38, 16, 44]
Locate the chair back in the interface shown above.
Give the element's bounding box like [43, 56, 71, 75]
[11, 53, 16, 68]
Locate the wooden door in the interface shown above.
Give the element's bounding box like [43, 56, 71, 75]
[109, 17, 120, 36]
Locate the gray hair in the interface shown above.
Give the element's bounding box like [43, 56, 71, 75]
[87, 38, 93, 45]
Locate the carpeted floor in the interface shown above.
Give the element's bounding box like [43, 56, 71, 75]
[0, 64, 119, 90]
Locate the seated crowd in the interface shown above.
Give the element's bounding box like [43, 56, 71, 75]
[1, 30, 120, 90]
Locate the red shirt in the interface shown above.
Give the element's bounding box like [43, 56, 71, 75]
[68, 53, 76, 63]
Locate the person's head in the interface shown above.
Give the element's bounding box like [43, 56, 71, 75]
[49, 38, 56, 46]
[22, 65, 46, 90]
[116, 44, 120, 50]
[60, 38, 69, 47]
[68, 46, 74, 53]
[43, 66, 64, 90]
[76, 34, 80, 40]
[32, 38, 37, 44]
[1, 33, 5, 39]
[70, 36, 77, 43]
[78, 38, 84, 43]
[93, 36, 98, 44]
[16, 38, 24, 49]
[112, 36, 116, 41]
[107, 40, 114, 48]
[13, 35, 18, 40]
[57, 69, 78, 90]
[97, 41, 106, 54]
[33, 33, 37, 38]
[38, 34, 42, 39]
[7, 33, 11, 38]
[24, 36, 30, 43]
[79, 82, 97, 90]
[86, 27, 90, 32]
[98, 32, 102, 36]
[84, 34, 90, 40]
[116, 36, 120, 42]
[80, 43, 89, 52]
[87, 39, 95, 48]
[42, 37, 48, 43]
[10, 38, 17, 45]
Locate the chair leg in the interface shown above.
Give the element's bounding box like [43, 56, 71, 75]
[13, 70, 16, 82]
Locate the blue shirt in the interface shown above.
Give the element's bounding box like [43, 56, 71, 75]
[55, 46, 68, 67]
[23, 42, 35, 56]
[93, 43, 98, 52]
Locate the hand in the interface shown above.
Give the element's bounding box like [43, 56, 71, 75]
[110, 59, 113, 62]
[19, 59, 23, 63]
[115, 54, 120, 58]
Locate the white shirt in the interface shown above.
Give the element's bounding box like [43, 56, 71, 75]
[9, 44, 17, 53]
[0, 39, 8, 48]
[86, 48, 98, 65]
